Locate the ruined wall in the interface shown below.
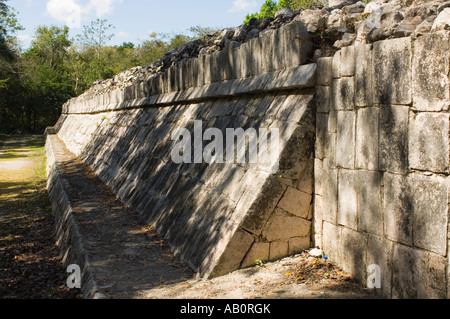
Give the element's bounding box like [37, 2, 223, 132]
[47, 0, 450, 298]
[314, 30, 450, 298]
[51, 21, 317, 279]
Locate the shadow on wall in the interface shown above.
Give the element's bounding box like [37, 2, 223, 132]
[68, 89, 316, 277]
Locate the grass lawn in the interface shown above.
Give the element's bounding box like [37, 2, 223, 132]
[0, 134, 80, 299]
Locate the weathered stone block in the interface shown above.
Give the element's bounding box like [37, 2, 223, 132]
[269, 241, 289, 261]
[338, 169, 358, 230]
[409, 112, 449, 173]
[340, 227, 368, 283]
[357, 170, 382, 236]
[383, 173, 413, 246]
[413, 32, 449, 111]
[332, 77, 355, 111]
[241, 242, 270, 268]
[315, 159, 338, 224]
[317, 85, 331, 113]
[379, 105, 409, 173]
[317, 57, 333, 86]
[340, 45, 355, 77]
[281, 21, 313, 69]
[277, 187, 312, 219]
[288, 237, 310, 255]
[373, 37, 412, 105]
[209, 227, 254, 277]
[391, 244, 446, 299]
[356, 107, 379, 171]
[336, 111, 355, 169]
[411, 174, 448, 256]
[262, 208, 311, 242]
[322, 222, 341, 262]
[355, 43, 373, 107]
[332, 50, 341, 79]
[316, 113, 329, 160]
[366, 235, 393, 296]
[240, 175, 287, 235]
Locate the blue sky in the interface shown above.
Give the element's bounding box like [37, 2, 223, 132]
[9, 0, 267, 48]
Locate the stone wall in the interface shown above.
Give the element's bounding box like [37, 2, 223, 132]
[47, 0, 450, 298]
[314, 30, 450, 298]
[51, 21, 317, 279]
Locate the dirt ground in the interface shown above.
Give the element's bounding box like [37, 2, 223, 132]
[0, 135, 80, 299]
[140, 251, 376, 299]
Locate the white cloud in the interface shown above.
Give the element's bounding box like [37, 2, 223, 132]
[228, 0, 258, 13]
[117, 31, 128, 38]
[45, 0, 123, 28]
[85, 0, 123, 18]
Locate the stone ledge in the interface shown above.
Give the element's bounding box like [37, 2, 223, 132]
[63, 64, 317, 115]
[45, 135, 105, 299]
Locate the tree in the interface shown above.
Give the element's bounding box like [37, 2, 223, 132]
[76, 19, 116, 59]
[19, 25, 73, 131]
[243, 0, 327, 24]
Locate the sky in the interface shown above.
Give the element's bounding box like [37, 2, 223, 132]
[9, 0, 267, 48]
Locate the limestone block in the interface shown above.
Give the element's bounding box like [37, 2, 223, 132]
[409, 112, 449, 173]
[322, 222, 341, 262]
[317, 85, 331, 113]
[356, 107, 379, 171]
[281, 21, 313, 69]
[277, 187, 312, 219]
[379, 105, 409, 173]
[332, 77, 355, 111]
[218, 43, 233, 81]
[391, 244, 446, 299]
[249, 37, 262, 77]
[383, 173, 413, 246]
[240, 175, 287, 236]
[316, 113, 329, 160]
[336, 111, 355, 169]
[210, 227, 254, 277]
[357, 170, 382, 236]
[373, 37, 412, 105]
[332, 51, 341, 79]
[340, 227, 368, 283]
[269, 241, 289, 261]
[315, 159, 338, 224]
[411, 174, 448, 256]
[271, 28, 284, 72]
[317, 57, 333, 86]
[240, 41, 254, 78]
[203, 54, 212, 84]
[241, 242, 270, 268]
[259, 33, 273, 74]
[288, 237, 310, 255]
[412, 32, 449, 112]
[262, 208, 311, 242]
[366, 235, 393, 296]
[354, 43, 373, 107]
[338, 169, 358, 230]
[340, 45, 355, 77]
[283, 64, 317, 90]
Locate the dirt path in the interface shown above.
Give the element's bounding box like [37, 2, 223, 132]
[0, 135, 80, 299]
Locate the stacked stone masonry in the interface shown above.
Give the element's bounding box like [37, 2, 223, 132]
[47, 2, 450, 299]
[315, 30, 450, 298]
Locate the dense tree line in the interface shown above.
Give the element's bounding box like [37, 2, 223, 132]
[0, 0, 216, 133]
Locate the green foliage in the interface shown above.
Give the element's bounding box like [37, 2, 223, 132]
[243, 0, 327, 24]
[0, 6, 220, 133]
